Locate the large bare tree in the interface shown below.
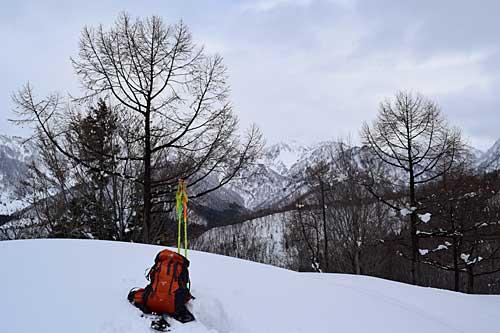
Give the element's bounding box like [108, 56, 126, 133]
[362, 91, 461, 284]
[14, 13, 262, 243]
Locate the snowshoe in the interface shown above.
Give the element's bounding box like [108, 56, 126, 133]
[172, 306, 195, 323]
[151, 316, 170, 332]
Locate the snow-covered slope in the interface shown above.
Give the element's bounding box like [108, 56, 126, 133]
[0, 135, 37, 215]
[2, 132, 498, 218]
[230, 141, 307, 210]
[2, 239, 500, 333]
[478, 138, 500, 171]
[192, 211, 294, 269]
[232, 141, 337, 210]
[234, 138, 500, 211]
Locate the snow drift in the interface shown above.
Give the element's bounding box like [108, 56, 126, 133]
[1, 239, 500, 333]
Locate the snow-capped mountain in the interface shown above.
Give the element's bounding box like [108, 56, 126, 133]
[230, 140, 340, 210]
[0, 135, 37, 215]
[1, 132, 499, 219]
[263, 140, 309, 175]
[229, 141, 306, 210]
[466, 145, 484, 163]
[235, 138, 500, 211]
[0, 135, 332, 217]
[478, 139, 500, 172]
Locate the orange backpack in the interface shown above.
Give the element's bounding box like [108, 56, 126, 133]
[128, 249, 193, 316]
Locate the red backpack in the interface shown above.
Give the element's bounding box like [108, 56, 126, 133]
[128, 249, 194, 321]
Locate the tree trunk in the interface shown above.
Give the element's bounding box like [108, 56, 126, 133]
[409, 173, 419, 285]
[320, 180, 329, 272]
[354, 247, 361, 275]
[407, 126, 419, 285]
[143, 110, 152, 243]
[450, 206, 460, 292]
[452, 236, 460, 292]
[445, 174, 461, 292]
[466, 266, 474, 294]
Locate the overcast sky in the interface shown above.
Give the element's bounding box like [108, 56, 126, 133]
[1, 0, 499, 150]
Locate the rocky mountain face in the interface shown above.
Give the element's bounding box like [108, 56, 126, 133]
[1, 133, 499, 222]
[0, 135, 37, 216]
[229, 140, 342, 211]
[478, 139, 500, 172]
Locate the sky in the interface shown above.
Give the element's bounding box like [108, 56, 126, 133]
[1, 0, 499, 151]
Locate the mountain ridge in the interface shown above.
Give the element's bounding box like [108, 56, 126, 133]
[0, 133, 498, 218]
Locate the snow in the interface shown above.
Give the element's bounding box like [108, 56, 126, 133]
[461, 253, 484, 265]
[460, 253, 471, 262]
[0, 134, 38, 215]
[2, 239, 500, 333]
[478, 138, 500, 171]
[400, 206, 416, 217]
[192, 212, 291, 269]
[400, 208, 411, 217]
[419, 245, 448, 255]
[0, 193, 28, 215]
[418, 213, 432, 223]
[419, 249, 429, 256]
[334, 173, 349, 182]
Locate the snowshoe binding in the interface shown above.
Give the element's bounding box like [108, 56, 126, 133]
[151, 316, 170, 332]
[172, 306, 195, 323]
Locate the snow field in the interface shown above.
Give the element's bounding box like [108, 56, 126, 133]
[1, 239, 500, 333]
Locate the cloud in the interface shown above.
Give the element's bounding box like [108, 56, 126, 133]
[240, 0, 355, 12]
[241, 0, 314, 12]
[1, 0, 499, 151]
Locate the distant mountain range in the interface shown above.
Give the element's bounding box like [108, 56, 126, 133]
[0, 135, 37, 216]
[1, 133, 499, 222]
[478, 139, 500, 171]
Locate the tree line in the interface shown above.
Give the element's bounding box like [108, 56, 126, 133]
[283, 92, 500, 293]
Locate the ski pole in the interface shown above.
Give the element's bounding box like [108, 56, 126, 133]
[183, 181, 188, 258]
[176, 179, 183, 254]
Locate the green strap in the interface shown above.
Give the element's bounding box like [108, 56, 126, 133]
[176, 181, 183, 254]
[183, 182, 188, 258]
[176, 180, 189, 258]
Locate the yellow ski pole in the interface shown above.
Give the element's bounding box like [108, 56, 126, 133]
[176, 179, 183, 254]
[183, 181, 188, 258]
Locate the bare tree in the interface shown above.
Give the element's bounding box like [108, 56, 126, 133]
[362, 91, 461, 284]
[326, 141, 396, 275]
[305, 161, 331, 271]
[418, 167, 500, 293]
[287, 202, 324, 272]
[13, 13, 262, 243]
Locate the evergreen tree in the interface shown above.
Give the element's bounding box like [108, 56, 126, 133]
[71, 99, 119, 239]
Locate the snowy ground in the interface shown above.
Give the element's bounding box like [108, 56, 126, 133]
[0, 190, 27, 215]
[2, 239, 500, 333]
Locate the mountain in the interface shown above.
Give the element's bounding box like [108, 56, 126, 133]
[1, 132, 499, 223]
[230, 140, 339, 210]
[0, 135, 37, 215]
[466, 145, 484, 163]
[478, 139, 500, 172]
[228, 141, 307, 210]
[2, 239, 500, 333]
[0, 133, 246, 227]
[0, 136, 326, 220]
[192, 211, 292, 268]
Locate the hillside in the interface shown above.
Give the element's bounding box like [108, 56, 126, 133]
[1, 133, 499, 218]
[0, 135, 37, 215]
[479, 138, 500, 171]
[2, 239, 500, 333]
